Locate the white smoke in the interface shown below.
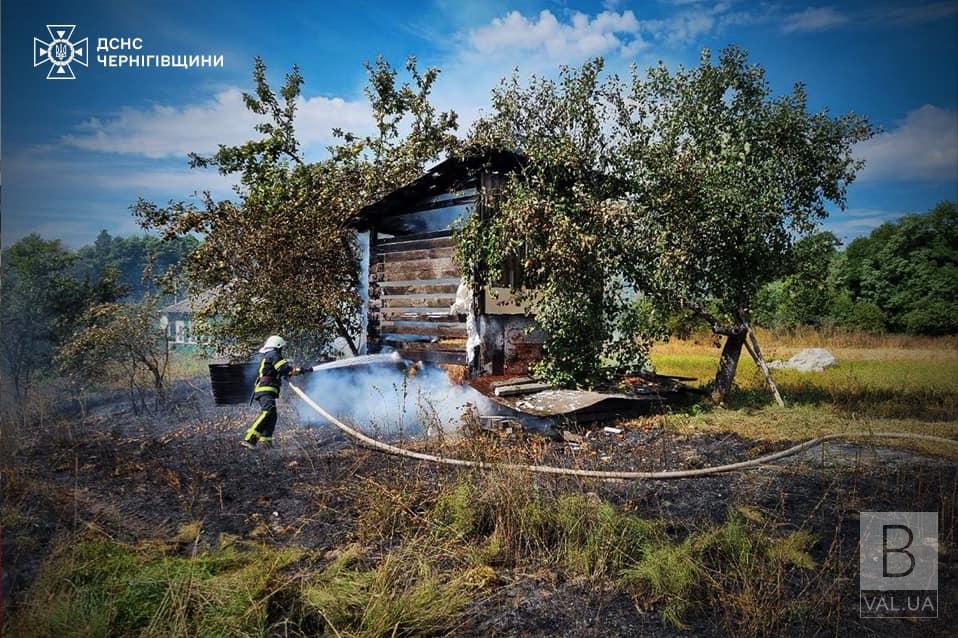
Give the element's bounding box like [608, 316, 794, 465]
[293, 358, 498, 438]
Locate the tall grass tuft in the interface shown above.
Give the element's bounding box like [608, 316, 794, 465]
[7, 535, 302, 637]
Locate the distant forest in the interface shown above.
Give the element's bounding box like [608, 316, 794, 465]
[75, 230, 199, 302]
[752, 201, 958, 335]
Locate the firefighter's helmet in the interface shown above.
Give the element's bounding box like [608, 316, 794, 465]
[258, 335, 286, 353]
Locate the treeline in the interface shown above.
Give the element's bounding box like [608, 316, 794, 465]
[753, 201, 958, 335]
[0, 231, 196, 402]
[77, 230, 198, 300]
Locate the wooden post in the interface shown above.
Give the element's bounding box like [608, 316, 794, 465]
[743, 325, 784, 407]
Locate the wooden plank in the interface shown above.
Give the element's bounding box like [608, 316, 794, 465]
[370, 267, 461, 282]
[369, 283, 459, 297]
[372, 295, 456, 309]
[371, 311, 459, 323]
[377, 277, 460, 288]
[396, 340, 467, 351]
[488, 376, 534, 389]
[494, 382, 554, 397]
[371, 306, 454, 316]
[371, 246, 456, 263]
[377, 229, 452, 243]
[371, 260, 460, 280]
[373, 268, 460, 282]
[377, 256, 455, 273]
[380, 318, 463, 328]
[421, 187, 478, 205]
[394, 349, 466, 365]
[381, 195, 476, 217]
[380, 321, 465, 336]
[376, 235, 455, 253]
[744, 326, 785, 407]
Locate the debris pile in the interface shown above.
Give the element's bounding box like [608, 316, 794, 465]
[470, 373, 689, 423]
[768, 348, 838, 372]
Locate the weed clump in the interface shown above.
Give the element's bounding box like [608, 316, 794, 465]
[302, 544, 474, 637]
[8, 535, 302, 637]
[624, 509, 819, 634]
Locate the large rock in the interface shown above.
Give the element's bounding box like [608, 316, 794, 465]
[768, 348, 837, 372]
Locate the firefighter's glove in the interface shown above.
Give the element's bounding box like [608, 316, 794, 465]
[296, 366, 313, 376]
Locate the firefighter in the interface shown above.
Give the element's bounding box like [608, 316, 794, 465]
[242, 335, 311, 449]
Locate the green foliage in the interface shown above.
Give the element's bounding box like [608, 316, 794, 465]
[75, 230, 198, 301]
[459, 59, 657, 386]
[832, 201, 958, 334]
[135, 56, 458, 359]
[427, 477, 820, 632]
[431, 480, 479, 540]
[0, 235, 122, 401]
[57, 296, 171, 411]
[753, 232, 841, 329]
[624, 540, 700, 628]
[754, 202, 958, 335]
[616, 47, 873, 326]
[829, 294, 887, 332]
[9, 534, 472, 638]
[430, 476, 665, 578]
[459, 46, 874, 387]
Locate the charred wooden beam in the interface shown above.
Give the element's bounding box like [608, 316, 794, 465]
[370, 246, 456, 263]
[371, 310, 461, 323]
[379, 322, 467, 338]
[372, 295, 457, 309]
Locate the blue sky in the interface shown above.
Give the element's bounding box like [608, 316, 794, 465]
[3, 0, 957, 248]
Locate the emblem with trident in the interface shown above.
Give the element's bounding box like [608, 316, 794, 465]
[34, 25, 88, 80]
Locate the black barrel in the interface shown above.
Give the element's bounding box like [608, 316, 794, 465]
[209, 361, 259, 405]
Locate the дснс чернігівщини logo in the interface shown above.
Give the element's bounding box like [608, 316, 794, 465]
[34, 25, 88, 79]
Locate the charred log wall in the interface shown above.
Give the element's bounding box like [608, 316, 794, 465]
[367, 188, 477, 366]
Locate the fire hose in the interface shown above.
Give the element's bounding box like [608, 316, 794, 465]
[289, 381, 957, 480]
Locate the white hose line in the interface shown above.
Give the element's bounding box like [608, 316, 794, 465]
[289, 382, 957, 480]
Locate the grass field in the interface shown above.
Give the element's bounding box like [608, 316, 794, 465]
[646, 330, 958, 458]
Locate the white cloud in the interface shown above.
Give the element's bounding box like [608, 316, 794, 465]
[60, 88, 372, 159]
[782, 7, 848, 33]
[6, 146, 236, 196]
[466, 9, 645, 60]
[654, 12, 716, 44]
[855, 105, 958, 182]
[640, 2, 760, 45]
[52, 5, 742, 166]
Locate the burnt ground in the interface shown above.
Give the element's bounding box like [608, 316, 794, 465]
[2, 378, 956, 637]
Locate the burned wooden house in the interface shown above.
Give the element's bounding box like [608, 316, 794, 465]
[351, 150, 544, 377]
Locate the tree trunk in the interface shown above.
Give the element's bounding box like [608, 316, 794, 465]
[334, 316, 359, 356]
[711, 330, 747, 404]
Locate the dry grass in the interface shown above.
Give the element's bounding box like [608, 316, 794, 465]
[645, 330, 958, 459]
[670, 326, 958, 352]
